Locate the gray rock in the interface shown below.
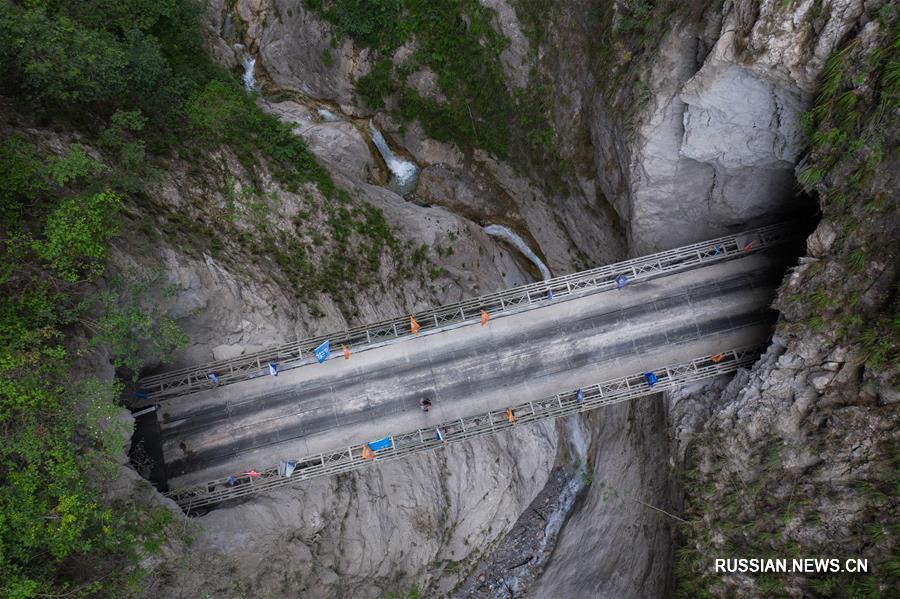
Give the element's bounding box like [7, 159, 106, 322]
[237, 0, 373, 106]
[212, 344, 244, 361]
[479, 0, 531, 89]
[406, 68, 447, 103]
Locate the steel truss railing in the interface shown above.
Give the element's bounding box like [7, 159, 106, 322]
[166, 346, 762, 510]
[138, 224, 791, 402]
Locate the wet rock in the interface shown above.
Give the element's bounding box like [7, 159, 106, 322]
[236, 0, 373, 106]
[416, 164, 510, 221]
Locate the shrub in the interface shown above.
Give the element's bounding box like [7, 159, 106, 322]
[37, 190, 122, 282]
[357, 58, 394, 107]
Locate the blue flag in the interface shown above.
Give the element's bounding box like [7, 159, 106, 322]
[547, 288, 554, 301]
[208, 373, 219, 384]
[314, 340, 330, 363]
[435, 427, 444, 441]
[576, 389, 584, 403]
[616, 274, 629, 288]
[367, 437, 392, 451]
[268, 362, 278, 377]
[644, 372, 658, 387]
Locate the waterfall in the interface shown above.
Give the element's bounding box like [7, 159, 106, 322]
[369, 124, 419, 194]
[483, 224, 552, 280]
[317, 108, 340, 122]
[565, 414, 589, 466]
[222, 14, 234, 39]
[242, 53, 258, 92]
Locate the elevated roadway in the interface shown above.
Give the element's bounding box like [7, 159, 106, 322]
[157, 248, 790, 507]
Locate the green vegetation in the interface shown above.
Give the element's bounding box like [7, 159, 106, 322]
[305, 0, 406, 50]
[381, 586, 423, 599]
[357, 57, 395, 108]
[675, 12, 899, 598]
[0, 134, 178, 596]
[308, 0, 519, 159]
[187, 79, 333, 193]
[793, 12, 899, 373]
[675, 432, 896, 598]
[0, 0, 368, 595]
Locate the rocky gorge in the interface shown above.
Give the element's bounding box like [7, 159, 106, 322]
[0, 0, 895, 597]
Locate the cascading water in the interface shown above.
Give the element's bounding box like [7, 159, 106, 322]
[233, 43, 258, 92]
[483, 224, 552, 280]
[527, 417, 589, 572]
[222, 13, 234, 39]
[456, 415, 590, 597]
[369, 123, 419, 194]
[242, 54, 259, 92]
[317, 108, 340, 122]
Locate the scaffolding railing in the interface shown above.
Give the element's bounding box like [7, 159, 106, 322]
[166, 346, 762, 510]
[138, 224, 791, 402]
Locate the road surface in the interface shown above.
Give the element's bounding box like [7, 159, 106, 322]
[158, 252, 784, 488]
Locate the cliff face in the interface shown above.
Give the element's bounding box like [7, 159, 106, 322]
[95, 0, 893, 596]
[670, 15, 898, 595]
[536, 0, 882, 254]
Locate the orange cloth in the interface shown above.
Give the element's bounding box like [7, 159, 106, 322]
[410, 316, 421, 335]
[481, 310, 490, 326]
[506, 408, 515, 423]
[362, 446, 375, 459]
[711, 353, 725, 363]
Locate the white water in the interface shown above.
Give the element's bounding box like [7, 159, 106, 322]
[503, 416, 589, 595]
[369, 124, 419, 193]
[503, 470, 587, 596]
[483, 224, 552, 280]
[317, 108, 340, 122]
[242, 54, 258, 92]
[565, 415, 589, 466]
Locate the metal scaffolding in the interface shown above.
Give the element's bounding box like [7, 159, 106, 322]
[138, 224, 792, 403]
[166, 346, 762, 510]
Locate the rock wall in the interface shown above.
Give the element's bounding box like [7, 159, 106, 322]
[531, 397, 675, 599]
[665, 12, 899, 595]
[587, 0, 883, 254]
[145, 422, 557, 598]
[210, 0, 628, 275]
[100, 116, 566, 596]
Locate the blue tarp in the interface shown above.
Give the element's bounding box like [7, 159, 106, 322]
[367, 437, 392, 451]
[315, 340, 331, 363]
[644, 372, 658, 386]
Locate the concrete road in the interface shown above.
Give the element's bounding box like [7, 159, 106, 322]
[160, 253, 783, 488]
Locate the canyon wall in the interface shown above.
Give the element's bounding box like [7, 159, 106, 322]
[111, 0, 894, 596]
